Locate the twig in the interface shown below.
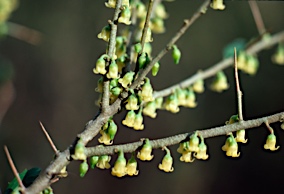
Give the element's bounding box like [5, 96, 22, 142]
[4, 145, 26, 193]
[264, 120, 274, 134]
[234, 48, 243, 121]
[7, 22, 42, 45]
[130, 0, 211, 90]
[248, 1, 266, 35]
[153, 30, 284, 98]
[39, 121, 58, 154]
[140, 0, 154, 53]
[85, 111, 284, 156]
[101, 0, 122, 112]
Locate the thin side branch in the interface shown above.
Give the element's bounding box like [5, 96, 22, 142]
[140, 0, 154, 53]
[153, 30, 284, 98]
[4, 145, 26, 193]
[39, 121, 58, 154]
[130, 0, 211, 90]
[249, 1, 266, 35]
[234, 48, 243, 121]
[85, 111, 284, 156]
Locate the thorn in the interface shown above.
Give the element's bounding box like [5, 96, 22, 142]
[4, 145, 26, 193]
[39, 121, 58, 154]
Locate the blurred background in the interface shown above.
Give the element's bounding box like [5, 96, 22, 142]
[1, 0, 284, 193]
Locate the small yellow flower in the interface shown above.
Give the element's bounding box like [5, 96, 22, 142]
[125, 94, 139, 110]
[184, 89, 197, 108]
[139, 78, 154, 102]
[143, 101, 157, 118]
[111, 151, 127, 177]
[136, 2, 146, 18]
[72, 140, 86, 160]
[180, 151, 195, 163]
[176, 88, 187, 107]
[272, 43, 284, 65]
[155, 3, 168, 19]
[126, 154, 139, 176]
[164, 93, 179, 113]
[96, 155, 111, 169]
[210, 71, 229, 92]
[98, 130, 113, 145]
[151, 17, 165, 34]
[133, 112, 144, 130]
[155, 97, 163, 109]
[118, 5, 131, 25]
[194, 140, 209, 160]
[188, 132, 199, 152]
[106, 60, 119, 79]
[158, 147, 174, 173]
[145, 28, 153, 43]
[97, 25, 111, 42]
[105, 0, 129, 8]
[264, 133, 280, 151]
[137, 139, 154, 161]
[192, 79, 204, 93]
[210, 0, 225, 10]
[223, 134, 240, 157]
[118, 71, 135, 88]
[244, 55, 259, 75]
[237, 51, 247, 71]
[93, 55, 108, 75]
[122, 110, 136, 127]
[177, 141, 189, 154]
[236, 129, 248, 143]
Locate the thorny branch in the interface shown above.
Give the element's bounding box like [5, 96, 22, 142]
[23, 0, 284, 193]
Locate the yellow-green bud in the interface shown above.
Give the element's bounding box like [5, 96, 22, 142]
[79, 161, 89, 177]
[90, 156, 99, 169]
[151, 62, 160, 76]
[172, 45, 181, 64]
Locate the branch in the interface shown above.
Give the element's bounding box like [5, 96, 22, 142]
[249, 1, 266, 35]
[234, 48, 243, 121]
[153, 30, 284, 98]
[85, 111, 284, 156]
[130, 0, 211, 90]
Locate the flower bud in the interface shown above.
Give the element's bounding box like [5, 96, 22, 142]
[151, 62, 160, 76]
[192, 79, 204, 93]
[90, 156, 99, 169]
[172, 45, 181, 64]
[194, 138, 209, 160]
[134, 43, 142, 53]
[155, 3, 168, 19]
[151, 17, 165, 34]
[188, 132, 199, 152]
[73, 141, 86, 160]
[79, 160, 89, 177]
[236, 129, 248, 143]
[107, 120, 117, 140]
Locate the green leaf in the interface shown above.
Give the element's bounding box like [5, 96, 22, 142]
[22, 167, 41, 187]
[222, 38, 246, 59]
[5, 169, 28, 193]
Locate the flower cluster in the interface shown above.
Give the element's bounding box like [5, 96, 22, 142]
[98, 119, 118, 145]
[177, 132, 209, 162]
[237, 51, 259, 75]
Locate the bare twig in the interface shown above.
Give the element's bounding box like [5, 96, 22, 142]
[39, 121, 58, 154]
[7, 22, 42, 45]
[234, 48, 243, 121]
[264, 120, 274, 134]
[140, 0, 154, 53]
[101, 0, 122, 112]
[4, 145, 26, 193]
[248, 1, 266, 35]
[153, 30, 284, 98]
[85, 111, 284, 156]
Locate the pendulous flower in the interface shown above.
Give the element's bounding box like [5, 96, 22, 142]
[126, 153, 139, 176]
[137, 139, 154, 161]
[158, 147, 174, 173]
[96, 155, 111, 169]
[264, 133, 280, 151]
[111, 151, 127, 177]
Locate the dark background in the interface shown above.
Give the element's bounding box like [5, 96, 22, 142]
[1, 1, 284, 194]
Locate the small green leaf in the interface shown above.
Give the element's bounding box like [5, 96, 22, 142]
[5, 169, 28, 193]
